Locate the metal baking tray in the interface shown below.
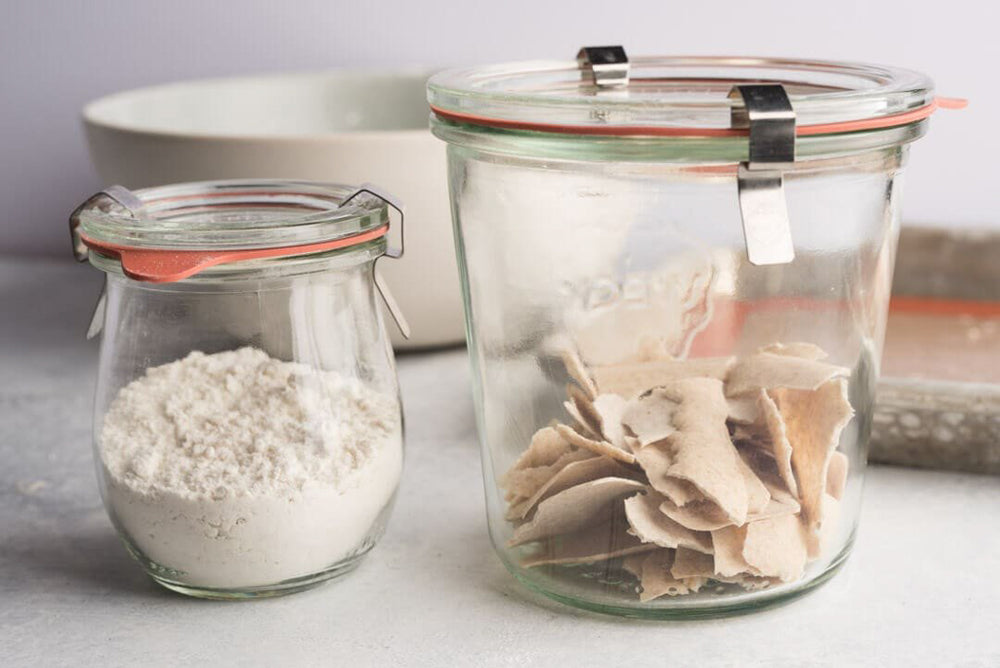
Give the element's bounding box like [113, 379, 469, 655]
[872, 226, 1000, 474]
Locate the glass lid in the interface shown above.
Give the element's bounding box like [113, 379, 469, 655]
[428, 55, 938, 136]
[71, 180, 394, 283]
[75, 180, 388, 251]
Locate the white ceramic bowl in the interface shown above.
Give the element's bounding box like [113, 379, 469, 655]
[82, 70, 464, 350]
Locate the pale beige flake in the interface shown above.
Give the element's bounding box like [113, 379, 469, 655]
[635, 446, 703, 505]
[622, 552, 647, 578]
[592, 393, 629, 450]
[628, 380, 749, 525]
[520, 520, 656, 567]
[623, 490, 713, 554]
[816, 492, 841, 559]
[726, 352, 849, 397]
[621, 391, 679, 447]
[670, 546, 716, 579]
[560, 346, 598, 400]
[563, 400, 602, 440]
[660, 496, 734, 532]
[514, 456, 633, 521]
[506, 426, 573, 473]
[772, 378, 853, 541]
[727, 396, 760, 424]
[747, 497, 801, 522]
[567, 383, 603, 434]
[757, 390, 800, 498]
[554, 423, 637, 465]
[826, 451, 849, 501]
[592, 357, 734, 400]
[637, 550, 704, 601]
[742, 513, 809, 582]
[716, 574, 781, 592]
[711, 525, 750, 577]
[759, 341, 829, 361]
[735, 453, 771, 515]
[502, 448, 593, 500]
[509, 477, 645, 546]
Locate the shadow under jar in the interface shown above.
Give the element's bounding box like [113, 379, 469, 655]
[71, 180, 405, 599]
[429, 53, 949, 618]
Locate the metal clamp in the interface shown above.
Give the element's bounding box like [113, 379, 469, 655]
[69, 185, 143, 262]
[340, 183, 404, 259]
[729, 84, 797, 266]
[340, 184, 410, 339]
[577, 46, 630, 88]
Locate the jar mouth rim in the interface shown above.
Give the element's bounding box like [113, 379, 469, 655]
[427, 55, 936, 136]
[75, 179, 394, 283]
[77, 179, 389, 252]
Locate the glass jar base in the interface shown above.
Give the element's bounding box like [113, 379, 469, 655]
[119, 535, 372, 600]
[503, 540, 854, 620]
[150, 559, 364, 600]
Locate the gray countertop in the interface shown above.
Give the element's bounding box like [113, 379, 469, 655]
[2, 257, 998, 668]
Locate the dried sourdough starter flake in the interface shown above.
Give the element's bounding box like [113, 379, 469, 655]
[772, 378, 853, 545]
[509, 477, 645, 546]
[554, 422, 637, 465]
[520, 520, 655, 568]
[508, 456, 634, 521]
[593, 357, 734, 400]
[757, 390, 800, 497]
[624, 380, 749, 526]
[636, 549, 706, 601]
[623, 490, 713, 553]
[726, 352, 849, 397]
[741, 513, 809, 582]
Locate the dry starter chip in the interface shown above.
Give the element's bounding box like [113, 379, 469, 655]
[759, 341, 829, 361]
[559, 345, 599, 400]
[625, 379, 750, 526]
[555, 422, 637, 465]
[636, 549, 706, 601]
[826, 450, 849, 501]
[623, 490, 713, 553]
[670, 546, 716, 579]
[592, 357, 734, 400]
[509, 477, 645, 546]
[742, 513, 809, 582]
[509, 455, 636, 521]
[773, 378, 853, 547]
[520, 520, 656, 568]
[726, 352, 849, 397]
[757, 389, 800, 498]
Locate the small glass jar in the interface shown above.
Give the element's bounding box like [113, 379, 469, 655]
[71, 180, 405, 599]
[429, 54, 953, 617]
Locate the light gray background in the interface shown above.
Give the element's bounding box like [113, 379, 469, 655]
[2, 0, 997, 256]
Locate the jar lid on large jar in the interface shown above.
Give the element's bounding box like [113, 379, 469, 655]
[428, 51, 964, 161]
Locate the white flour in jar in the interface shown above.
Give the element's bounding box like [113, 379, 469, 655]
[99, 347, 402, 589]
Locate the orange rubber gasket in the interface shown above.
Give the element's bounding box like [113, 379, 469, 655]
[431, 96, 966, 138]
[81, 223, 389, 283]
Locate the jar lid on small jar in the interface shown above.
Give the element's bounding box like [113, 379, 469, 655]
[70, 179, 402, 283]
[428, 52, 959, 141]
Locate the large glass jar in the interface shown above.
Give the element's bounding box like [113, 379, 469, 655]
[429, 54, 950, 617]
[71, 180, 405, 599]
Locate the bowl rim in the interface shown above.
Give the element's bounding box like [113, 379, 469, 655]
[82, 67, 439, 142]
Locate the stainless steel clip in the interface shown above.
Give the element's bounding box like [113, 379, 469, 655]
[340, 183, 410, 339]
[577, 46, 630, 88]
[68, 185, 143, 339]
[729, 84, 797, 266]
[69, 185, 144, 262]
